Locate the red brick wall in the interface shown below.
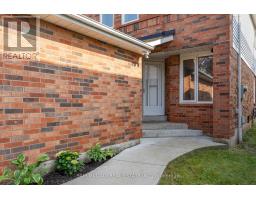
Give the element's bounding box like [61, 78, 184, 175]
[85, 14, 100, 22]
[0, 17, 142, 171]
[165, 55, 213, 135]
[161, 15, 231, 137]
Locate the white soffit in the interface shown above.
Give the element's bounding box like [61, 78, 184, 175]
[34, 14, 153, 55]
[146, 35, 174, 47]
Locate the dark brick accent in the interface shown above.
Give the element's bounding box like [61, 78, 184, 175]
[133, 23, 139, 31]
[71, 68, 83, 74]
[41, 108, 55, 113]
[0, 149, 10, 155]
[6, 120, 23, 125]
[40, 68, 55, 74]
[55, 98, 67, 103]
[41, 127, 54, 132]
[0, 85, 23, 92]
[5, 74, 23, 80]
[29, 143, 45, 150]
[68, 131, 89, 138]
[88, 43, 107, 52]
[40, 27, 54, 35]
[24, 65, 39, 72]
[46, 93, 59, 98]
[23, 98, 39, 102]
[68, 142, 79, 147]
[11, 146, 29, 153]
[115, 79, 128, 84]
[72, 33, 84, 40]
[55, 143, 68, 150]
[124, 129, 135, 135]
[4, 153, 20, 160]
[72, 94, 83, 98]
[60, 103, 72, 107]
[4, 109, 23, 114]
[47, 122, 60, 127]
[94, 118, 103, 122]
[80, 83, 89, 87]
[72, 103, 83, 107]
[62, 66, 72, 72]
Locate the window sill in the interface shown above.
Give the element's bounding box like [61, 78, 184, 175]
[179, 101, 213, 105]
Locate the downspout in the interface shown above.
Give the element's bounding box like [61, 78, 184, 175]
[237, 15, 243, 143]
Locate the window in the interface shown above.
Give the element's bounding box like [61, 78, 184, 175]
[180, 53, 213, 103]
[100, 14, 114, 27]
[183, 59, 195, 101]
[198, 56, 213, 102]
[122, 14, 139, 24]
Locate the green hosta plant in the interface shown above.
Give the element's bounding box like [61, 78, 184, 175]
[87, 144, 115, 162]
[0, 153, 49, 185]
[55, 150, 83, 176]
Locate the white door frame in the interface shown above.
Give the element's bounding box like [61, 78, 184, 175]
[143, 61, 165, 116]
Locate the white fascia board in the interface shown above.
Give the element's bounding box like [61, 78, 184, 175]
[146, 35, 173, 47]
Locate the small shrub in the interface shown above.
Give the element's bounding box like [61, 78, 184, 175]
[0, 153, 49, 185]
[87, 144, 115, 162]
[104, 148, 115, 158]
[55, 150, 83, 176]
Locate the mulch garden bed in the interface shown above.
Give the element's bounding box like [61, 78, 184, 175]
[43, 159, 108, 185]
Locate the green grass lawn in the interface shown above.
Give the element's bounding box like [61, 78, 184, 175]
[159, 125, 256, 185]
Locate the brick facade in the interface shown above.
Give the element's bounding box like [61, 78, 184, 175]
[88, 14, 256, 139]
[160, 15, 232, 137]
[0, 17, 143, 171]
[165, 55, 213, 135]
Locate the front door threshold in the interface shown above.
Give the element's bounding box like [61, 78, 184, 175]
[142, 115, 167, 122]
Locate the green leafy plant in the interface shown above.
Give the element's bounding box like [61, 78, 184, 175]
[87, 144, 115, 162]
[55, 150, 83, 176]
[0, 153, 49, 185]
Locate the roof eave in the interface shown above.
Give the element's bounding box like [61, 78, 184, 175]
[33, 14, 153, 56]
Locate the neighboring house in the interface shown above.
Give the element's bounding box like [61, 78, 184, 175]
[0, 14, 152, 171]
[86, 14, 256, 144]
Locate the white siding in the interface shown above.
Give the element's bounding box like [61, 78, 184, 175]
[233, 14, 256, 74]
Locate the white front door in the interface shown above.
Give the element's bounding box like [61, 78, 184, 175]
[143, 62, 165, 116]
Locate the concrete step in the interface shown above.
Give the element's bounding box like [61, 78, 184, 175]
[142, 129, 203, 138]
[143, 115, 167, 122]
[143, 122, 188, 130]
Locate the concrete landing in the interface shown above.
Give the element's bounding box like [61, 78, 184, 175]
[142, 121, 202, 137]
[64, 136, 224, 185]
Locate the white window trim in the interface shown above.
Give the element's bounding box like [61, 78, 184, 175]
[100, 14, 114, 28]
[179, 51, 213, 104]
[121, 14, 139, 25]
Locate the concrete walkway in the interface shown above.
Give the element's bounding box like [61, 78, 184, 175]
[65, 136, 223, 185]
